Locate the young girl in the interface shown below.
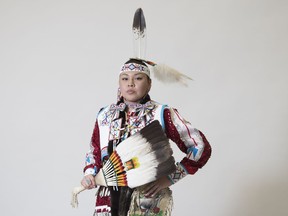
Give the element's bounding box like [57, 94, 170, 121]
[80, 58, 212, 216]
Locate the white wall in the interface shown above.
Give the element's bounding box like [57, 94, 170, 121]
[1, 0, 287, 215]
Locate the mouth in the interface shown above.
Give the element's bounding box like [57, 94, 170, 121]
[127, 90, 135, 94]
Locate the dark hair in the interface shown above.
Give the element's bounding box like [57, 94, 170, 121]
[122, 58, 151, 83]
[125, 58, 148, 67]
[109, 94, 151, 215]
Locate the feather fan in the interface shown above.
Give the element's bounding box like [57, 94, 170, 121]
[71, 120, 176, 208]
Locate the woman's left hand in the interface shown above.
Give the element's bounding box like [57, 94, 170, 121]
[143, 176, 172, 197]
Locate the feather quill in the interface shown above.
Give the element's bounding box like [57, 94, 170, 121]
[132, 8, 147, 59]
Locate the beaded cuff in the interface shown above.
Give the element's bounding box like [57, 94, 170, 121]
[168, 162, 188, 184]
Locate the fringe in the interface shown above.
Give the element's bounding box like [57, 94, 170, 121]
[93, 187, 111, 216]
[96, 186, 110, 197]
[109, 186, 134, 216]
[71, 185, 86, 208]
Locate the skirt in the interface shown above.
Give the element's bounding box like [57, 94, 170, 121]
[128, 186, 173, 216]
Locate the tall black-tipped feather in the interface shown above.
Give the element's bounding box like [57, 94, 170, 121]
[132, 8, 147, 59]
[133, 8, 146, 36]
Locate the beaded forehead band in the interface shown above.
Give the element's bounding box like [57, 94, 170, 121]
[120, 62, 150, 77]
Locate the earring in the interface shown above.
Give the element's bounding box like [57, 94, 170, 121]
[117, 87, 122, 101]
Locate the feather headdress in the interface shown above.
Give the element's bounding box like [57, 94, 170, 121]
[121, 8, 192, 86]
[122, 58, 193, 86]
[71, 120, 176, 208]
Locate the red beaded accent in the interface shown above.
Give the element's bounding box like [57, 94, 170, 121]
[83, 121, 102, 173]
[96, 195, 111, 208]
[164, 109, 212, 175]
[164, 109, 187, 153]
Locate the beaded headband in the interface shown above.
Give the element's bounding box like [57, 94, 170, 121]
[120, 62, 150, 77]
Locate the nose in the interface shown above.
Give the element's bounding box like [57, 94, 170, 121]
[128, 80, 135, 87]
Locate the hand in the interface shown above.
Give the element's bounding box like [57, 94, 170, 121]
[143, 176, 172, 197]
[81, 174, 96, 189]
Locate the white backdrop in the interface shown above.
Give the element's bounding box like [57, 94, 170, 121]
[1, 0, 288, 215]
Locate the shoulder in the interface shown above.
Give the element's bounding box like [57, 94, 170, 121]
[95, 105, 109, 118]
[95, 103, 117, 121]
[97, 105, 110, 115]
[150, 100, 170, 109]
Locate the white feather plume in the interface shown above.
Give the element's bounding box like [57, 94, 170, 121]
[151, 64, 192, 86]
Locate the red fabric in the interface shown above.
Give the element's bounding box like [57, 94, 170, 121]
[96, 194, 110, 208]
[83, 121, 102, 173]
[164, 109, 212, 175]
[164, 109, 187, 153]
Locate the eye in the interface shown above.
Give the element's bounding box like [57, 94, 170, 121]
[121, 77, 128, 81]
[135, 76, 143, 80]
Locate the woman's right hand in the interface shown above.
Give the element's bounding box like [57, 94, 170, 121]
[81, 174, 96, 189]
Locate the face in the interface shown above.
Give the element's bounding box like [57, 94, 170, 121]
[119, 71, 151, 103]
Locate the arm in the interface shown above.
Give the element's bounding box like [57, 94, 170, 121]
[164, 108, 212, 184]
[144, 108, 211, 197]
[81, 120, 102, 189]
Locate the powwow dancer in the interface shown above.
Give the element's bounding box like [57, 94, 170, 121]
[74, 8, 212, 216]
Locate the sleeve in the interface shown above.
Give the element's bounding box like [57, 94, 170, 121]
[164, 108, 212, 184]
[83, 120, 102, 176]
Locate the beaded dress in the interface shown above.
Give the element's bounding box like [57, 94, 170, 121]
[83, 97, 211, 216]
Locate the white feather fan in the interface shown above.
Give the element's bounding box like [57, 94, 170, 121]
[71, 120, 175, 208]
